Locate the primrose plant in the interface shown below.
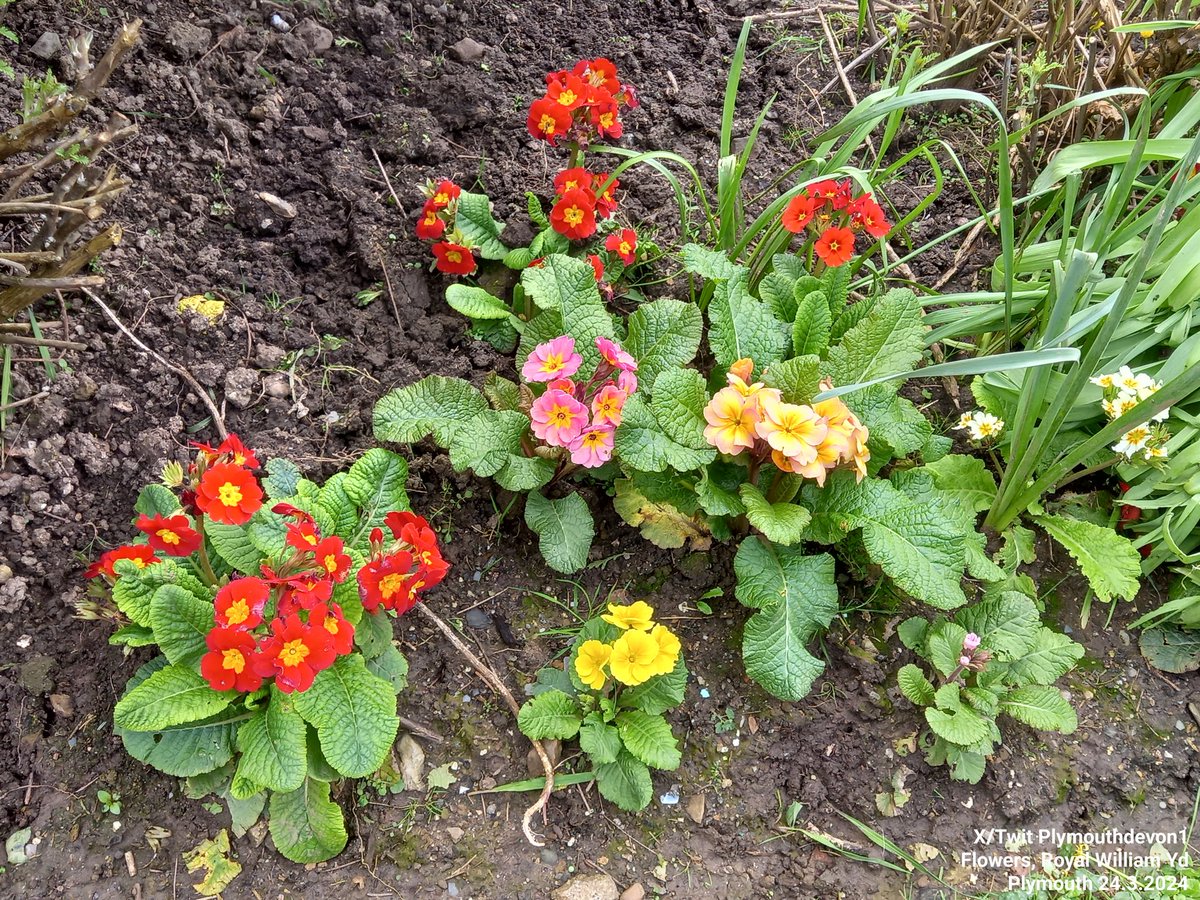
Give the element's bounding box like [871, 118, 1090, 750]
[895, 576, 1084, 783]
[517, 601, 685, 812]
[85, 435, 438, 863]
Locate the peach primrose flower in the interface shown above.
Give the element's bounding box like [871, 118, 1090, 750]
[755, 395, 828, 465]
[522, 336, 583, 383]
[728, 358, 754, 384]
[574, 640, 612, 690]
[569, 427, 615, 468]
[530, 388, 589, 448]
[703, 386, 759, 456]
[591, 385, 627, 428]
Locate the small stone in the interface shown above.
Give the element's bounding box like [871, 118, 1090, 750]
[30, 32, 62, 61]
[464, 608, 492, 629]
[447, 881, 460, 898]
[294, 19, 334, 53]
[49, 694, 74, 717]
[446, 826, 464, 843]
[255, 344, 287, 368]
[0, 565, 12, 584]
[398, 735, 425, 791]
[552, 873, 619, 900]
[540, 848, 558, 865]
[449, 37, 486, 62]
[659, 786, 680, 805]
[257, 192, 297, 219]
[263, 373, 291, 399]
[224, 367, 260, 410]
[271, 13, 292, 32]
[164, 21, 211, 59]
[684, 794, 705, 824]
[619, 885, 645, 900]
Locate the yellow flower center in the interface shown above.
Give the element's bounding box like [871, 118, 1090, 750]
[324, 617, 339, 635]
[540, 353, 565, 373]
[434, 191, 449, 205]
[131, 557, 148, 569]
[379, 572, 407, 598]
[303, 533, 318, 546]
[278, 639, 310, 667]
[600, 113, 614, 127]
[538, 114, 557, 134]
[225, 598, 250, 626]
[446, 250, 462, 264]
[424, 212, 438, 225]
[564, 179, 579, 190]
[323, 554, 339, 574]
[551, 404, 576, 425]
[827, 239, 840, 252]
[584, 432, 603, 447]
[619, 241, 631, 256]
[217, 482, 243, 507]
[157, 529, 180, 545]
[558, 89, 577, 106]
[221, 648, 246, 673]
[563, 206, 584, 226]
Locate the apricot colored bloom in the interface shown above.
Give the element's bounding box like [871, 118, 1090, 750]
[416, 202, 446, 240]
[756, 395, 828, 465]
[605, 228, 637, 265]
[595, 336, 637, 372]
[814, 227, 855, 267]
[526, 97, 572, 144]
[574, 640, 612, 690]
[608, 629, 661, 686]
[781, 192, 818, 232]
[201, 627, 263, 693]
[136, 513, 201, 556]
[217, 433, 259, 468]
[310, 602, 355, 656]
[728, 357, 754, 384]
[85, 544, 160, 579]
[432, 241, 477, 276]
[530, 388, 589, 448]
[569, 426, 615, 468]
[214, 576, 269, 630]
[591, 385, 627, 428]
[522, 336, 583, 382]
[550, 188, 597, 240]
[601, 600, 655, 631]
[196, 463, 263, 526]
[252, 614, 336, 694]
[648, 624, 681, 677]
[314, 536, 352, 582]
[554, 167, 594, 195]
[773, 439, 841, 486]
[547, 377, 576, 394]
[703, 386, 759, 456]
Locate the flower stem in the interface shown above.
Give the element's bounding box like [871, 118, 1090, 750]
[193, 515, 221, 587]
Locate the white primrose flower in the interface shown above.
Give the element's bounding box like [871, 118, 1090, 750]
[1112, 425, 1152, 457]
[1090, 372, 1116, 388]
[1144, 445, 1168, 461]
[954, 410, 1005, 442]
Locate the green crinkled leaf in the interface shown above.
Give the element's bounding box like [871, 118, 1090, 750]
[793, 290, 832, 358]
[927, 623, 969, 677]
[521, 255, 614, 378]
[365, 643, 409, 693]
[696, 462, 747, 517]
[821, 264, 850, 317]
[616, 710, 681, 771]
[612, 479, 710, 550]
[707, 277, 787, 372]
[116, 658, 238, 777]
[1000, 685, 1077, 733]
[739, 484, 811, 546]
[446, 284, 511, 321]
[110, 624, 157, 647]
[495, 455, 556, 492]
[226, 792, 266, 839]
[594, 749, 653, 812]
[925, 704, 990, 747]
[114, 663, 233, 732]
[344, 449, 410, 549]
[963, 687, 999, 717]
[448, 409, 530, 478]
[897, 663, 935, 706]
[1139, 625, 1200, 674]
[831, 293, 877, 342]
[945, 747, 987, 784]
[825, 288, 926, 385]
[373, 375, 487, 445]
[229, 770, 264, 801]
[1008, 627, 1084, 685]
[759, 270, 799, 323]
[504, 247, 535, 270]
[149, 583, 215, 667]
[954, 592, 1039, 658]
[293, 655, 399, 778]
[204, 523, 265, 574]
[680, 243, 742, 280]
[851, 385, 931, 460]
[306, 727, 341, 782]
[483, 372, 523, 411]
[735, 538, 839, 701]
[650, 368, 711, 450]
[454, 191, 507, 260]
[1032, 514, 1141, 603]
[579, 720, 621, 765]
[354, 609, 394, 659]
[316, 473, 357, 543]
[762, 355, 821, 405]
[527, 192, 549, 229]
[897, 617, 929, 652]
[472, 318, 519, 353]
[263, 458, 302, 500]
[235, 690, 307, 793]
[924, 454, 997, 514]
[517, 689, 583, 740]
[625, 299, 703, 390]
[134, 483, 181, 517]
[268, 778, 348, 864]
[618, 655, 687, 715]
[614, 395, 716, 473]
[112, 559, 209, 628]
[524, 492, 594, 574]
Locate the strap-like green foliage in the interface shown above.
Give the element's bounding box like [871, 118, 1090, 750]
[293, 655, 400, 779]
[734, 538, 838, 700]
[524, 492, 594, 574]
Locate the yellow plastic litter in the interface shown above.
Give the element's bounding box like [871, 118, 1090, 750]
[178, 294, 226, 323]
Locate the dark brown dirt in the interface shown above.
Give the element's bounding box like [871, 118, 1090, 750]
[1, 1, 1197, 898]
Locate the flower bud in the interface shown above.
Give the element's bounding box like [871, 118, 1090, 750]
[963, 632, 981, 651]
[959, 655, 972, 667]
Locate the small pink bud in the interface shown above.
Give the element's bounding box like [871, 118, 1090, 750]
[959, 655, 972, 667]
[963, 632, 981, 651]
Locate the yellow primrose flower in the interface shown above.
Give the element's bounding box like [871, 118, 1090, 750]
[574, 640, 611, 690]
[601, 600, 655, 631]
[608, 630, 661, 686]
[648, 624, 681, 676]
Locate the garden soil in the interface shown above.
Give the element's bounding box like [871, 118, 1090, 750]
[1, 2, 1196, 898]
